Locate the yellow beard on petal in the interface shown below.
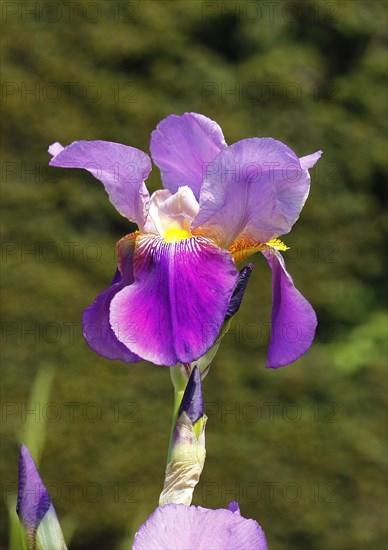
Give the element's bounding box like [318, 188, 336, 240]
[163, 227, 192, 243]
[266, 238, 290, 252]
[229, 236, 289, 263]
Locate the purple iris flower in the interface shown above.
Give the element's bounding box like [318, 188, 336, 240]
[49, 113, 321, 368]
[133, 501, 268, 550]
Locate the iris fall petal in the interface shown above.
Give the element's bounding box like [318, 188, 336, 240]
[82, 270, 141, 363]
[263, 249, 317, 368]
[82, 234, 141, 363]
[110, 235, 238, 365]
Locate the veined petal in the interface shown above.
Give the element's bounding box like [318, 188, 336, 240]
[150, 113, 227, 200]
[49, 140, 152, 229]
[194, 138, 321, 247]
[133, 503, 268, 550]
[109, 234, 238, 366]
[82, 234, 141, 363]
[82, 273, 141, 363]
[263, 249, 317, 368]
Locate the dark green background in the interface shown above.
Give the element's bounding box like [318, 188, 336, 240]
[2, 1, 387, 549]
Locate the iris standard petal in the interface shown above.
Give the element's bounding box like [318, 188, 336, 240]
[263, 249, 317, 368]
[109, 234, 238, 366]
[82, 234, 141, 363]
[49, 140, 152, 228]
[150, 112, 227, 200]
[194, 138, 319, 247]
[132, 503, 268, 550]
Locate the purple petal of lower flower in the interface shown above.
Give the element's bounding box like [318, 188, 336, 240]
[17, 445, 51, 533]
[263, 249, 317, 368]
[194, 138, 321, 246]
[49, 140, 152, 228]
[109, 235, 238, 366]
[150, 113, 227, 200]
[133, 503, 268, 550]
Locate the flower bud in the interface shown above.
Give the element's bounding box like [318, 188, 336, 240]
[160, 367, 207, 506]
[17, 445, 67, 550]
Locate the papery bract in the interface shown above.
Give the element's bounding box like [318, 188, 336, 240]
[49, 112, 321, 368]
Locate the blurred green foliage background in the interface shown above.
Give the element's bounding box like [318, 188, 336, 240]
[1, 1, 387, 548]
